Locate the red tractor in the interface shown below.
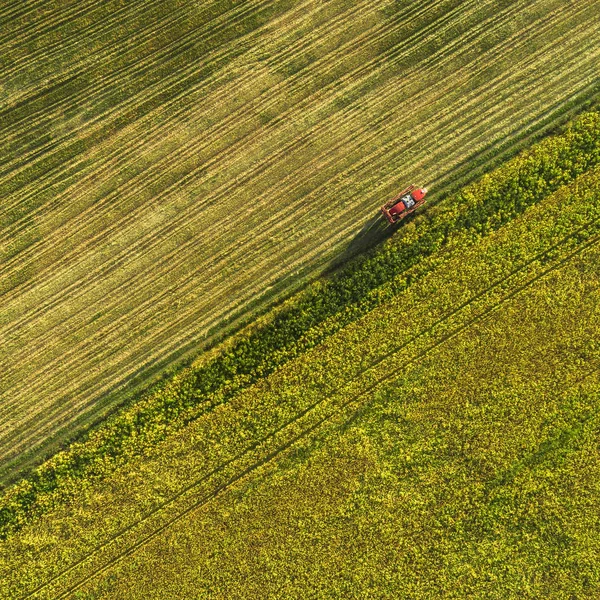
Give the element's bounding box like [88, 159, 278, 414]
[380, 184, 428, 224]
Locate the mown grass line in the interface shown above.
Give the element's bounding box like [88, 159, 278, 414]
[0, 0, 297, 196]
[0, 0, 191, 85]
[16, 196, 600, 600]
[0, 0, 272, 121]
[0, 0, 275, 150]
[0, 0, 101, 49]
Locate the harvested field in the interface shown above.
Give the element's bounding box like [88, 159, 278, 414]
[1, 0, 599, 480]
[2, 160, 599, 599]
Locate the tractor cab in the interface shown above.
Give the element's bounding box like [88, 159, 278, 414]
[381, 185, 427, 224]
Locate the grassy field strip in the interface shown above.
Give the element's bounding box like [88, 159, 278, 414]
[0, 3, 65, 34]
[0, 0, 375, 131]
[0, 0, 133, 50]
[7, 179, 600, 599]
[0, 19, 596, 454]
[0, 0, 380, 244]
[2, 3, 596, 468]
[0, 0, 284, 139]
[2, 0, 510, 238]
[0, 0, 394, 328]
[0, 0, 443, 229]
[87, 313, 600, 600]
[0, 1, 43, 25]
[1, 0, 580, 324]
[0, 0, 325, 172]
[42, 373, 600, 600]
[0, 0, 101, 50]
[0, 0, 163, 77]
[0, 0, 276, 122]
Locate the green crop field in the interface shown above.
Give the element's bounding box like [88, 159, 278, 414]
[1, 110, 599, 598]
[2, 1, 600, 598]
[1, 0, 599, 483]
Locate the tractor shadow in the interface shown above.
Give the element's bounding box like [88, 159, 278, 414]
[324, 213, 393, 275]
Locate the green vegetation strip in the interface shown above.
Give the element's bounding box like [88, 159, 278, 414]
[0, 110, 598, 541]
[2, 159, 600, 599]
